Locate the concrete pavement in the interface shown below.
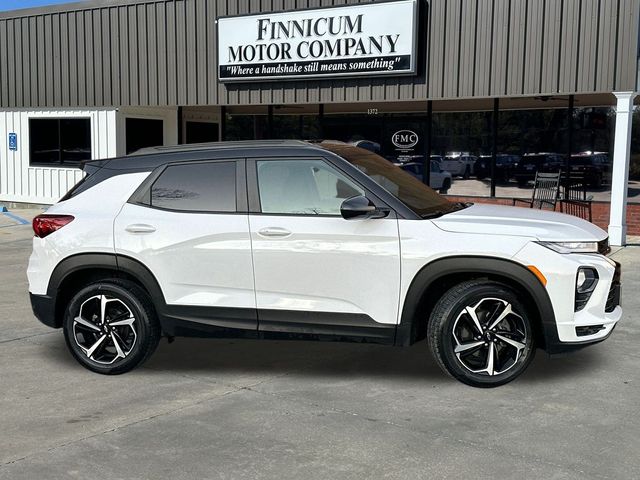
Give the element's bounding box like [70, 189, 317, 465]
[1, 214, 639, 479]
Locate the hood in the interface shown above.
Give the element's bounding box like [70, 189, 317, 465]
[432, 204, 607, 242]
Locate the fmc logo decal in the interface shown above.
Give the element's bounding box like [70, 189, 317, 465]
[392, 130, 418, 149]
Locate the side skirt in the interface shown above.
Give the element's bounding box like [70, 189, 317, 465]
[158, 305, 396, 346]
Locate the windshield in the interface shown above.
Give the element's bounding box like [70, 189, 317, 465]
[320, 143, 459, 218]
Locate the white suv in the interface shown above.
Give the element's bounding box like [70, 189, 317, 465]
[27, 141, 622, 387]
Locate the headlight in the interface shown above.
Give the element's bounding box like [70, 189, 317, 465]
[536, 241, 598, 254]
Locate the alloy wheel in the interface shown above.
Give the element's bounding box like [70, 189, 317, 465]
[451, 297, 528, 376]
[72, 295, 138, 365]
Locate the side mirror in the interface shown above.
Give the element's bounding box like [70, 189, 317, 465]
[340, 195, 389, 220]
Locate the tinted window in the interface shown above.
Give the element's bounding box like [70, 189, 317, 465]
[126, 118, 163, 154]
[29, 118, 91, 167]
[186, 121, 219, 144]
[150, 162, 236, 212]
[257, 159, 364, 215]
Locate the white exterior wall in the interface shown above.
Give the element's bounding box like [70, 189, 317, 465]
[0, 109, 117, 204]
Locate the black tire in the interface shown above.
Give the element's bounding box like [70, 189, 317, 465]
[63, 279, 161, 375]
[439, 179, 451, 194]
[427, 280, 536, 388]
[463, 166, 471, 180]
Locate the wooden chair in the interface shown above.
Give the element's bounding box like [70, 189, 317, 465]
[512, 171, 561, 210]
[559, 174, 593, 221]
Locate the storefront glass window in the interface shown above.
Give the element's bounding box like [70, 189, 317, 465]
[224, 106, 269, 141]
[432, 111, 492, 197]
[495, 105, 614, 203]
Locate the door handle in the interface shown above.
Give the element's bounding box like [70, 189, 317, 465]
[258, 227, 291, 238]
[125, 224, 156, 234]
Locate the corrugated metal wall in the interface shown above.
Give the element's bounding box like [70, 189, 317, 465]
[0, 0, 638, 108]
[0, 109, 116, 203]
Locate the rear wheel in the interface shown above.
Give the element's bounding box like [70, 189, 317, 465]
[427, 280, 536, 387]
[439, 179, 451, 194]
[63, 279, 160, 374]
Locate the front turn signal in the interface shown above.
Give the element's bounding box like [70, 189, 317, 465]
[527, 265, 547, 287]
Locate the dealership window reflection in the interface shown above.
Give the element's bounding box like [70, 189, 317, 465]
[432, 111, 492, 197]
[495, 106, 614, 202]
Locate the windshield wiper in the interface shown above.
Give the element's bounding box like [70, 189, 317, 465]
[420, 210, 450, 219]
[421, 202, 473, 219]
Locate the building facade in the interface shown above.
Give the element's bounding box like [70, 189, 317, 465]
[0, 0, 639, 243]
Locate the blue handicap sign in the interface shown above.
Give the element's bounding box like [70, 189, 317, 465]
[8, 133, 17, 151]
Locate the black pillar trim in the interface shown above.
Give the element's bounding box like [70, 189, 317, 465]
[425, 100, 432, 187]
[267, 105, 274, 139]
[566, 94, 575, 191]
[490, 98, 499, 197]
[220, 106, 226, 142]
[177, 106, 183, 145]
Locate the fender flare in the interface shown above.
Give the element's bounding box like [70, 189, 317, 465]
[47, 253, 167, 324]
[394, 256, 558, 350]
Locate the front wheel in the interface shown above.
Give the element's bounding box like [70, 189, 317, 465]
[63, 279, 161, 375]
[439, 179, 451, 194]
[427, 280, 535, 387]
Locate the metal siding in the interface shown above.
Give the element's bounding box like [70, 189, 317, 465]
[128, 5, 139, 105]
[44, 15, 54, 105]
[52, 15, 62, 106]
[490, 0, 510, 96]
[101, 8, 112, 106]
[92, 10, 103, 107]
[138, 4, 149, 106]
[0, 0, 639, 108]
[76, 12, 86, 105]
[109, 8, 121, 106]
[156, 2, 168, 105]
[35, 16, 45, 105]
[146, 3, 158, 105]
[175, 0, 187, 106]
[166, 2, 177, 105]
[473, 0, 492, 96]
[14, 20, 23, 107]
[523, 0, 543, 94]
[616, 0, 640, 90]
[559, 0, 579, 93]
[507, 0, 526, 95]
[195, 0, 207, 104]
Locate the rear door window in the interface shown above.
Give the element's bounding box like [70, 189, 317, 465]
[150, 161, 236, 212]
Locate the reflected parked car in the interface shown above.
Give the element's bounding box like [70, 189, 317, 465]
[570, 152, 610, 188]
[349, 140, 381, 154]
[439, 153, 477, 179]
[474, 154, 520, 181]
[398, 161, 452, 194]
[514, 153, 565, 186]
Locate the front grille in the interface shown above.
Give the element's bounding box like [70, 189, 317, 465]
[605, 261, 622, 313]
[598, 238, 611, 256]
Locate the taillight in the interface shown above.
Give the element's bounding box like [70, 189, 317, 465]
[32, 215, 75, 238]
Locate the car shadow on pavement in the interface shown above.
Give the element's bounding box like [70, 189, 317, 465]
[40, 334, 608, 384]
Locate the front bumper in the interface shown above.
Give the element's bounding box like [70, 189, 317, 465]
[514, 243, 622, 353]
[30, 293, 59, 328]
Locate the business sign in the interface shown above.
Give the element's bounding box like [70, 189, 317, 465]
[8, 133, 17, 151]
[392, 130, 419, 150]
[217, 0, 418, 82]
